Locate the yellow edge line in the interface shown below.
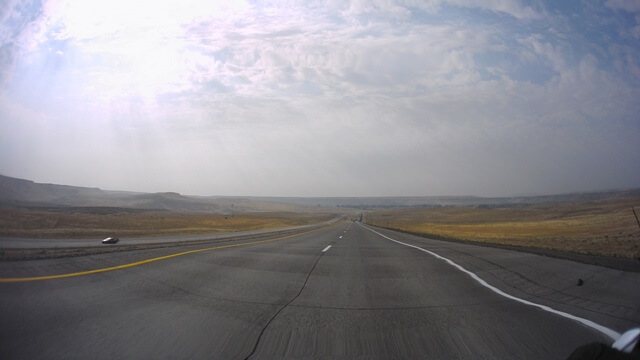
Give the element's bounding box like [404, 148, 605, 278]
[0, 227, 324, 283]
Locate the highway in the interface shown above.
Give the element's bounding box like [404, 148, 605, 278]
[0, 218, 340, 249]
[1, 221, 638, 359]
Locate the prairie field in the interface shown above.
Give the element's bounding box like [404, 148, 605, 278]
[365, 198, 640, 259]
[0, 207, 336, 238]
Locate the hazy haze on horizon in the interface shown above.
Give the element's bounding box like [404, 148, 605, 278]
[1, 0, 639, 197]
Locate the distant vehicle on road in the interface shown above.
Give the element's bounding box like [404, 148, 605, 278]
[102, 237, 119, 244]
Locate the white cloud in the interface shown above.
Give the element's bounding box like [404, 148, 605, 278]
[605, 0, 640, 39]
[448, 0, 541, 19]
[605, 0, 640, 13]
[0, 0, 638, 196]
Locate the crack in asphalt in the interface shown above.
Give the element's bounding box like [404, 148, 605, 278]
[243, 243, 332, 360]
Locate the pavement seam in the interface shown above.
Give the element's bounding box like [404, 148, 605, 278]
[285, 299, 514, 311]
[132, 272, 288, 307]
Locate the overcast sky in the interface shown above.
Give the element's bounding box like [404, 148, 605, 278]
[1, 0, 639, 197]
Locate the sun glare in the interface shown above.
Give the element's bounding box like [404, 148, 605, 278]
[56, 0, 251, 38]
[49, 0, 252, 101]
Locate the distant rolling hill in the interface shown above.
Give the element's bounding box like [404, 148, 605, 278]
[0, 175, 335, 214]
[244, 191, 640, 208]
[1, 174, 638, 212]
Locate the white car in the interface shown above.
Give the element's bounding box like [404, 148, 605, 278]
[101, 237, 119, 244]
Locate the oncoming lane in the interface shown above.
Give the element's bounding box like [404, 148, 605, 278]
[0, 226, 332, 283]
[0, 223, 344, 359]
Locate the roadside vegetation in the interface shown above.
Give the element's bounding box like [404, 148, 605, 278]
[0, 207, 336, 238]
[365, 198, 640, 259]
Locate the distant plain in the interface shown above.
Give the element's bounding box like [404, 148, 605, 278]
[2, 175, 639, 260]
[365, 198, 640, 259]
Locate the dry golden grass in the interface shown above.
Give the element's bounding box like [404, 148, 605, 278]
[366, 199, 640, 259]
[0, 207, 336, 238]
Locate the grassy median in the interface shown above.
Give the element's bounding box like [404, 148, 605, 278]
[0, 207, 337, 238]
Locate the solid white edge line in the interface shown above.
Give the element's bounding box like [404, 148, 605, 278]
[322, 245, 332, 253]
[358, 223, 621, 341]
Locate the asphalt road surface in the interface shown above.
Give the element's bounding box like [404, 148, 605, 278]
[1, 221, 638, 359]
